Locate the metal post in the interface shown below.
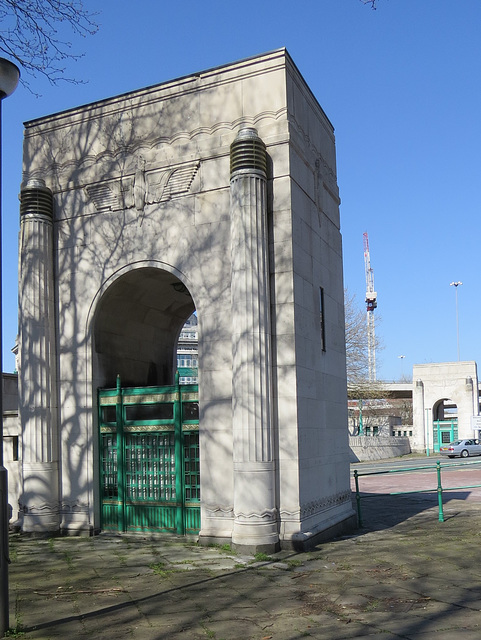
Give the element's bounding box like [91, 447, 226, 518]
[116, 375, 125, 532]
[436, 461, 445, 523]
[425, 408, 431, 457]
[174, 370, 184, 535]
[450, 281, 462, 361]
[0, 58, 20, 637]
[354, 470, 362, 528]
[0, 90, 8, 637]
[0, 59, 20, 634]
[0, 87, 10, 637]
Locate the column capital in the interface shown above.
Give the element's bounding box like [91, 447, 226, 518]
[20, 178, 53, 221]
[230, 127, 267, 178]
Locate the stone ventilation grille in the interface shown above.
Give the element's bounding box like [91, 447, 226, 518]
[85, 183, 123, 211]
[20, 181, 54, 218]
[230, 129, 267, 176]
[167, 163, 200, 197]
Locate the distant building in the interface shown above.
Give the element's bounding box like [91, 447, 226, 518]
[349, 361, 481, 455]
[177, 314, 198, 384]
[413, 361, 480, 452]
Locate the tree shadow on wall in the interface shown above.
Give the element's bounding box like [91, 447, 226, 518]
[19, 87, 240, 532]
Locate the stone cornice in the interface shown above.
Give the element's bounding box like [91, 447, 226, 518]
[22, 108, 288, 189]
[24, 49, 290, 135]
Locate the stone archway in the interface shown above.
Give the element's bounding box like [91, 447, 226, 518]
[18, 50, 355, 548]
[93, 267, 195, 389]
[413, 362, 479, 453]
[433, 398, 457, 422]
[93, 267, 199, 534]
[432, 398, 458, 452]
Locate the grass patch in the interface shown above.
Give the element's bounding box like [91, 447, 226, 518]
[287, 558, 303, 569]
[63, 552, 75, 569]
[4, 627, 25, 638]
[149, 562, 171, 578]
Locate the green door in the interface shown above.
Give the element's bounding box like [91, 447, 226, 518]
[99, 376, 200, 534]
[433, 419, 458, 453]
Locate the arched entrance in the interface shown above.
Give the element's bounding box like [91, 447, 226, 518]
[432, 398, 458, 452]
[93, 267, 200, 534]
[93, 267, 195, 389]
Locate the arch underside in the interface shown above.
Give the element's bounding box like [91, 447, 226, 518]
[93, 267, 195, 388]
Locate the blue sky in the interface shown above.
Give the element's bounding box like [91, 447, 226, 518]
[2, 0, 480, 380]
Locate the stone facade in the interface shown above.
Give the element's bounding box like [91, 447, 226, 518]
[18, 49, 355, 549]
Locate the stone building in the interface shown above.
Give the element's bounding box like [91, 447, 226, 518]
[348, 361, 481, 459]
[413, 361, 480, 452]
[176, 314, 199, 385]
[17, 49, 355, 550]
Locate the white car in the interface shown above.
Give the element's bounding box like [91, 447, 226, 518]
[439, 439, 481, 458]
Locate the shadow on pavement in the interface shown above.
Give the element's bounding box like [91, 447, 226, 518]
[352, 490, 474, 532]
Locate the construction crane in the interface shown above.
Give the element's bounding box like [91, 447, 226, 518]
[363, 232, 377, 382]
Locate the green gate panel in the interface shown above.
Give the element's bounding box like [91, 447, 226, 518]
[433, 420, 458, 453]
[102, 503, 121, 530]
[99, 378, 200, 535]
[125, 432, 177, 501]
[125, 503, 178, 532]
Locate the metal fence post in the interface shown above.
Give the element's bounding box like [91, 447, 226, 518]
[436, 461, 445, 523]
[354, 470, 362, 528]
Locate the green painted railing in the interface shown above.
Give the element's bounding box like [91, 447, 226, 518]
[353, 459, 481, 527]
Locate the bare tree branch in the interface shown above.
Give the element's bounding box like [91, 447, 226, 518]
[344, 288, 368, 385]
[360, 0, 378, 9]
[0, 0, 98, 92]
[344, 288, 385, 400]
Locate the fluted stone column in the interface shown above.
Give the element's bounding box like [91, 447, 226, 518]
[18, 179, 59, 532]
[230, 128, 278, 551]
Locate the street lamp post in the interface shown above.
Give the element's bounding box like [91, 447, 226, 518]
[0, 57, 20, 636]
[450, 281, 462, 361]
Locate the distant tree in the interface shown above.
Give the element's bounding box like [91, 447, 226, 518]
[398, 397, 413, 427]
[0, 0, 98, 91]
[344, 288, 369, 388]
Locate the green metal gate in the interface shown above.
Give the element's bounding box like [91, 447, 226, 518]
[98, 375, 200, 534]
[433, 419, 458, 453]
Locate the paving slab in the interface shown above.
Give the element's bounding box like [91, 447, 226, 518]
[5, 483, 481, 639]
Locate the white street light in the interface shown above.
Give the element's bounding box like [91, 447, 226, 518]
[0, 56, 20, 636]
[450, 281, 462, 361]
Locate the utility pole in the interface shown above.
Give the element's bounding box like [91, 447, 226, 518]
[449, 281, 462, 361]
[0, 56, 20, 636]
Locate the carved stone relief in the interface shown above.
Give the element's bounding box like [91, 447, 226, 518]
[84, 158, 200, 212]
